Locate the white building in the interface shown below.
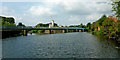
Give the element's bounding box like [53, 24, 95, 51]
[59, 25, 63, 27]
[49, 20, 54, 28]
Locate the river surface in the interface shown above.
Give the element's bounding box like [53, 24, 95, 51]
[2, 32, 118, 58]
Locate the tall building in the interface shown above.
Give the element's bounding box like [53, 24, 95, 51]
[52, 20, 54, 27]
[49, 20, 54, 28]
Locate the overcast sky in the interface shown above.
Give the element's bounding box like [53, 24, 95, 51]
[1, 0, 113, 26]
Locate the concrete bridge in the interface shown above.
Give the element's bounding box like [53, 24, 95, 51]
[2, 26, 87, 36]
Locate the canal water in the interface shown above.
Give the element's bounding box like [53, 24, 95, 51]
[2, 32, 118, 58]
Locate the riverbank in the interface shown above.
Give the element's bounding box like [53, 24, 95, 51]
[2, 31, 23, 39]
[0, 31, 1, 39]
[91, 31, 120, 49]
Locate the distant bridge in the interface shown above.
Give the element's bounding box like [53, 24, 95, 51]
[2, 26, 87, 36]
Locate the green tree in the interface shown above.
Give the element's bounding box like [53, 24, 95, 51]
[97, 14, 107, 26]
[80, 23, 83, 26]
[111, 0, 120, 19]
[4, 17, 15, 23]
[91, 22, 97, 31]
[86, 22, 91, 29]
[54, 23, 58, 27]
[36, 23, 58, 27]
[17, 22, 25, 26]
[1, 16, 15, 25]
[0, 16, 2, 27]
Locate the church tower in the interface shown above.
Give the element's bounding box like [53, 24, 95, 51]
[52, 20, 54, 27]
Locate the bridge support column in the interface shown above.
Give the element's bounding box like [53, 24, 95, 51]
[81, 29, 84, 32]
[73, 29, 76, 32]
[65, 29, 68, 33]
[49, 30, 52, 34]
[23, 30, 28, 36]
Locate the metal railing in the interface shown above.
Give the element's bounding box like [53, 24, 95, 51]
[2, 25, 86, 30]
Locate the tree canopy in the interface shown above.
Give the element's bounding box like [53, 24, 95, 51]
[97, 14, 107, 26]
[17, 22, 25, 26]
[86, 22, 91, 29]
[111, 0, 120, 19]
[69, 23, 86, 28]
[1, 16, 15, 26]
[35, 23, 58, 27]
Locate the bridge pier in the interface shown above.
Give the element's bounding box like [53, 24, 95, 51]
[81, 29, 84, 32]
[23, 30, 28, 36]
[65, 29, 68, 33]
[49, 30, 52, 34]
[73, 29, 76, 32]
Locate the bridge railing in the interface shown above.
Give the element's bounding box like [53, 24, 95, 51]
[2, 25, 86, 30]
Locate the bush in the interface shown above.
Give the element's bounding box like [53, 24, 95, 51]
[118, 38, 120, 42]
[37, 30, 44, 33]
[93, 31, 104, 35]
[30, 30, 37, 33]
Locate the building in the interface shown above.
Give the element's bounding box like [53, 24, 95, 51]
[59, 25, 63, 27]
[108, 16, 119, 22]
[97, 27, 100, 31]
[49, 20, 54, 28]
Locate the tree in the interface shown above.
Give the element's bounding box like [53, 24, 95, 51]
[111, 0, 120, 19]
[87, 22, 91, 29]
[1, 16, 16, 26]
[80, 23, 83, 25]
[0, 16, 2, 26]
[17, 22, 25, 26]
[54, 23, 58, 27]
[35, 23, 58, 27]
[91, 22, 96, 31]
[4, 17, 15, 23]
[97, 14, 107, 26]
[18, 22, 22, 26]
